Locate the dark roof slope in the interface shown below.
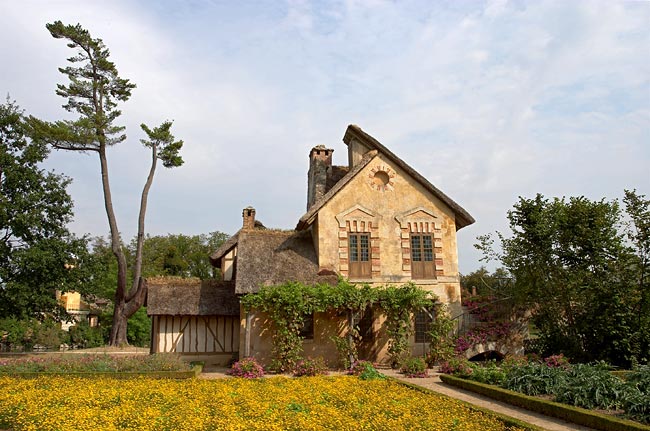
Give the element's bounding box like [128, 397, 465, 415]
[234, 229, 338, 294]
[146, 278, 239, 316]
[209, 232, 239, 265]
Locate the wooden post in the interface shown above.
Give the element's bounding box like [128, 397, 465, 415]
[347, 309, 355, 368]
[245, 311, 252, 357]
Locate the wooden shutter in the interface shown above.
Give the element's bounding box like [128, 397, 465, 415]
[411, 234, 435, 279]
[349, 233, 371, 278]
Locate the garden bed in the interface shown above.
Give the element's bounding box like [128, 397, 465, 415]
[440, 375, 650, 431]
[0, 353, 201, 379]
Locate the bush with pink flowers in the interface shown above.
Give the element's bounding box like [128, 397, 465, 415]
[227, 357, 264, 378]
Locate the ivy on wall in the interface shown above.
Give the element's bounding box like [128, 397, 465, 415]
[241, 279, 434, 371]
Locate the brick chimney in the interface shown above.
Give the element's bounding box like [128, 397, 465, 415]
[242, 206, 256, 230]
[307, 145, 333, 210]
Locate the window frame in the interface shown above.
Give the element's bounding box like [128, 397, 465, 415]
[410, 233, 435, 279]
[349, 233, 371, 279]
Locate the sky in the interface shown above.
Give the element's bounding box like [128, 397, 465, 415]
[1, 0, 649, 274]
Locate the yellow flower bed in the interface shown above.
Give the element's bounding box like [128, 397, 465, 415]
[0, 375, 525, 431]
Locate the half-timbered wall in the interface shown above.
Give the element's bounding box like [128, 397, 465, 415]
[152, 315, 239, 355]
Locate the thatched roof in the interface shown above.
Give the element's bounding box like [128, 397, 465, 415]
[297, 125, 475, 230]
[209, 232, 239, 265]
[146, 278, 239, 316]
[232, 229, 338, 294]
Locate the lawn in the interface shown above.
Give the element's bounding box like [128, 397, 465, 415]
[0, 375, 528, 431]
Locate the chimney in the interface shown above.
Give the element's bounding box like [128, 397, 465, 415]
[307, 145, 333, 210]
[242, 206, 256, 230]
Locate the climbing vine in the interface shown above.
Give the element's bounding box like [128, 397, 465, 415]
[377, 283, 432, 367]
[241, 279, 434, 371]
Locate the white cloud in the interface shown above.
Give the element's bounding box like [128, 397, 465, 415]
[1, 0, 648, 273]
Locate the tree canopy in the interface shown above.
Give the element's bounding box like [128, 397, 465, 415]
[0, 99, 93, 318]
[477, 192, 650, 366]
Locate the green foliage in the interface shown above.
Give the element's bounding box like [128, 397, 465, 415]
[477, 192, 650, 367]
[68, 321, 104, 348]
[400, 356, 427, 378]
[554, 362, 630, 410]
[0, 353, 190, 373]
[425, 303, 455, 366]
[126, 307, 151, 347]
[468, 360, 507, 386]
[378, 283, 432, 368]
[330, 333, 359, 369]
[0, 99, 96, 319]
[136, 232, 228, 279]
[0, 317, 69, 350]
[347, 360, 386, 380]
[241, 280, 432, 371]
[502, 361, 567, 396]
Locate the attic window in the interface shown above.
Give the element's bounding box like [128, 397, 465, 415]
[372, 171, 389, 187]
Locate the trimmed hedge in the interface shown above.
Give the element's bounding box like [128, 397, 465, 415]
[440, 374, 650, 431]
[1, 363, 203, 379]
[391, 377, 544, 431]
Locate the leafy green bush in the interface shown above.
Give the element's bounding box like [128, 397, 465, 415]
[620, 365, 650, 424]
[468, 360, 506, 386]
[68, 321, 104, 348]
[554, 362, 630, 410]
[400, 356, 427, 378]
[502, 362, 566, 396]
[347, 360, 386, 380]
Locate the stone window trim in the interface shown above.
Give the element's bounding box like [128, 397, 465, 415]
[395, 207, 444, 278]
[336, 205, 380, 279]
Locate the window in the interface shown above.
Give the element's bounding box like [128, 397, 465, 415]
[349, 233, 371, 278]
[299, 313, 314, 340]
[415, 309, 433, 343]
[411, 234, 434, 279]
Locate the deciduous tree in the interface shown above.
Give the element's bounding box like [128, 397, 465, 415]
[0, 99, 91, 318]
[477, 193, 648, 366]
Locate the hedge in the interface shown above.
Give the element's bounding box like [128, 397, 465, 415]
[1, 363, 203, 379]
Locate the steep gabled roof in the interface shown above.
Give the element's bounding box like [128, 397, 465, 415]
[209, 231, 239, 266]
[233, 229, 338, 294]
[297, 125, 475, 231]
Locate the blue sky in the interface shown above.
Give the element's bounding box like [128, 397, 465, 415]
[1, 0, 648, 273]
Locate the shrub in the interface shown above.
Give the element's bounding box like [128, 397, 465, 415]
[227, 357, 264, 378]
[502, 362, 565, 396]
[292, 357, 328, 377]
[400, 356, 428, 378]
[555, 362, 630, 410]
[68, 321, 104, 348]
[439, 357, 474, 377]
[347, 360, 385, 380]
[0, 353, 190, 373]
[468, 360, 506, 386]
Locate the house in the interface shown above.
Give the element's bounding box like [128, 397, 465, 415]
[56, 291, 100, 331]
[147, 125, 474, 366]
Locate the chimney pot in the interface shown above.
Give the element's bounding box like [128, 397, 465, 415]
[242, 206, 256, 230]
